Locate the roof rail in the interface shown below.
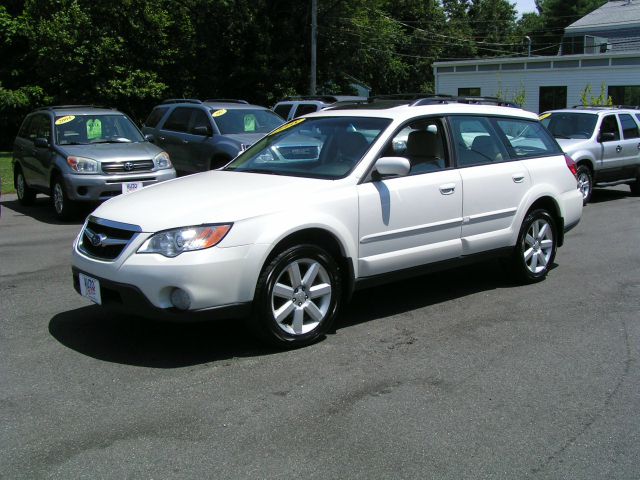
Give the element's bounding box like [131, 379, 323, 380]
[571, 104, 640, 110]
[282, 95, 340, 103]
[204, 99, 249, 104]
[35, 105, 108, 111]
[161, 99, 203, 105]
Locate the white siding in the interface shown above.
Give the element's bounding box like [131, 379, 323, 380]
[434, 56, 640, 113]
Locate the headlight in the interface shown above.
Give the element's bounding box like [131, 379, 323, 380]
[67, 156, 99, 174]
[154, 151, 172, 169]
[138, 224, 232, 257]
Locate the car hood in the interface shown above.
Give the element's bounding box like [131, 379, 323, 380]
[92, 170, 338, 232]
[59, 142, 163, 161]
[555, 138, 591, 153]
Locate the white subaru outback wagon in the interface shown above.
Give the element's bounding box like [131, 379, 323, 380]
[72, 98, 583, 347]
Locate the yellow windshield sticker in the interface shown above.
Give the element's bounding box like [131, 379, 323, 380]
[87, 118, 102, 140]
[538, 113, 551, 121]
[55, 115, 75, 125]
[212, 109, 227, 118]
[269, 118, 306, 136]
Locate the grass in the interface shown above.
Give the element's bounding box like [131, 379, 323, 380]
[0, 152, 15, 194]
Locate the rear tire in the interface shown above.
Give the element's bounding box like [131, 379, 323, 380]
[576, 164, 592, 205]
[249, 244, 342, 348]
[511, 209, 557, 284]
[630, 174, 640, 196]
[51, 175, 78, 221]
[14, 166, 36, 206]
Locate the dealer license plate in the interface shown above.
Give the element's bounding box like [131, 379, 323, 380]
[79, 273, 102, 305]
[122, 181, 144, 194]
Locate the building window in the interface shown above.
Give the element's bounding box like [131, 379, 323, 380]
[539, 86, 567, 113]
[608, 86, 640, 106]
[458, 87, 480, 96]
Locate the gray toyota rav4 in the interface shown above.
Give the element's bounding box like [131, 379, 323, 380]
[13, 105, 176, 219]
[142, 99, 284, 175]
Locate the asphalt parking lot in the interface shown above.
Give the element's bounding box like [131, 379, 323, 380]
[1, 188, 639, 479]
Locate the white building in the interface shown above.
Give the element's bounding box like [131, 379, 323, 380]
[433, 0, 640, 113]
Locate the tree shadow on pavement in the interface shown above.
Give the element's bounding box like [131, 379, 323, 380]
[1, 196, 91, 225]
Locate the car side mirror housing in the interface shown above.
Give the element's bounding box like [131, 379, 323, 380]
[373, 156, 410, 179]
[144, 133, 155, 143]
[34, 137, 49, 148]
[598, 132, 616, 143]
[192, 126, 212, 137]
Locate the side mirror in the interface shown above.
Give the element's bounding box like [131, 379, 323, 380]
[598, 132, 616, 143]
[144, 133, 155, 143]
[192, 126, 212, 137]
[373, 156, 410, 179]
[34, 137, 49, 148]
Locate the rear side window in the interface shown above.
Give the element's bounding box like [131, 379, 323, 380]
[600, 115, 620, 141]
[619, 114, 639, 139]
[495, 118, 562, 158]
[449, 116, 509, 167]
[144, 107, 168, 128]
[273, 104, 291, 119]
[162, 107, 192, 132]
[294, 103, 319, 117]
[28, 114, 51, 141]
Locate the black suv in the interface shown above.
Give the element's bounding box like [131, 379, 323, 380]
[142, 99, 284, 175]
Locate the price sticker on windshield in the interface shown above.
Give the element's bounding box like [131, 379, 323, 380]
[538, 113, 551, 121]
[212, 109, 227, 117]
[55, 115, 76, 125]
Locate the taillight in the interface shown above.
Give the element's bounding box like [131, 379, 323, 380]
[564, 154, 578, 178]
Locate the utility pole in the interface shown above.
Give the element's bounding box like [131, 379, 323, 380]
[310, 0, 317, 95]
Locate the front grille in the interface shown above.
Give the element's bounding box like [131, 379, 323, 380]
[79, 217, 140, 260]
[276, 145, 319, 161]
[102, 160, 155, 174]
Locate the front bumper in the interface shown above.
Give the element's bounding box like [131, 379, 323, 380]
[63, 168, 176, 202]
[72, 267, 251, 321]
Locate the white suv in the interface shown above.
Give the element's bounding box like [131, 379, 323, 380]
[72, 99, 583, 347]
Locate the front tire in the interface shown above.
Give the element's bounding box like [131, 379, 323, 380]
[512, 209, 557, 284]
[51, 175, 78, 220]
[14, 166, 36, 205]
[250, 244, 342, 348]
[576, 164, 592, 205]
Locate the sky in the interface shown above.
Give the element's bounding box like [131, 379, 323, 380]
[514, 0, 538, 17]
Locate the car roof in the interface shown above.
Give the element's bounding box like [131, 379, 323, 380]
[544, 107, 640, 115]
[158, 99, 269, 110]
[34, 106, 122, 116]
[305, 102, 540, 122]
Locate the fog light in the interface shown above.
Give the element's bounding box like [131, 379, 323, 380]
[170, 288, 191, 311]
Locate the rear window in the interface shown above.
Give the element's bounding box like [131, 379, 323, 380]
[144, 107, 168, 128]
[495, 118, 562, 158]
[273, 104, 291, 119]
[294, 103, 320, 117]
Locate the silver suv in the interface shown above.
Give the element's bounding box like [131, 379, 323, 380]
[13, 105, 176, 220]
[540, 107, 640, 203]
[272, 95, 367, 121]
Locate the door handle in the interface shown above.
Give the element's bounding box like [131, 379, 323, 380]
[512, 174, 525, 183]
[616, 145, 622, 153]
[182, 139, 189, 144]
[159, 136, 166, 141]
[637, 143, 640, 150]
[439, 183, 456, 195]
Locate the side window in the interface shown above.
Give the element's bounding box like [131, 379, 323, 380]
[162, 107, 192, 132]
[29, 114, 52, 141]
[619, 114, 639, 139]
[495, 118, 562, 158]
[293, 103, 319, 117]
[191, 109, 212, 135]
[273, 104, 291, 120]
[449, 116, 508, 167]
[144, 107, 169, 128]
[385, 118, 448, 175]
[17, 117, 32, 139]
[600, 115, 620, 141]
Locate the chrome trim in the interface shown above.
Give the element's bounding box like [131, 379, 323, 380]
[88, 215, 142, 232]
[360, 217, 464, 244]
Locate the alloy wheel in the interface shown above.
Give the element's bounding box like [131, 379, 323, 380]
[16, 173, 25, 200]
[522, 218, 554, 274]
[577, 170, 591, 201]
[53, 182, 65, 214]
[270, 258, 333, 335]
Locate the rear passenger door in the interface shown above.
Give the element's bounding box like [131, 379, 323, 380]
[616, 113, 640, 178]
[448, 115, 531, 254]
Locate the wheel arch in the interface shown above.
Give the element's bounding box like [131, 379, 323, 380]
[261, 227, 356, 302]
[526, 195, 565, 247]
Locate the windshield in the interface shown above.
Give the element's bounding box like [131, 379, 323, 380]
[540, 112, 598, 139]
[54, 114, 144, 145]
[225, 116, 392, 179]
[211, 108, 284, 135]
